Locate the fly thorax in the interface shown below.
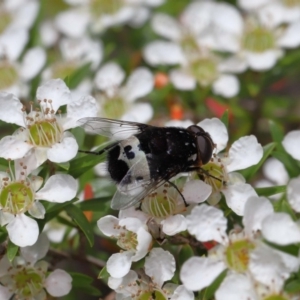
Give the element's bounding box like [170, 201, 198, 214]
[25, 100, 63, 147]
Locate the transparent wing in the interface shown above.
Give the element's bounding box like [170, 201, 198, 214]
[111, 158, 183, 210]
[77, 117, 151, 140]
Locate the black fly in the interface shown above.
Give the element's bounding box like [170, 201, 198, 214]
[78, 118, 215, 210]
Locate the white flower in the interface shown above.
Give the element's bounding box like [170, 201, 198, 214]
[94, 62, 154, 122]
[143, 5, 240, 97]
[0, 79, 99, 172]
[108, 248, 193, 300]
[198, 118, 263, 215]
[42, 36, 103, 83]
[97, 215, 152, 278]
[0, 0, 39, 61]
[0, 161, 78, 247]
[282, 130, 300, 161]
[0, 234, 72, 299]
[181, 197, 299, 293]
[0, 47, 46, 97]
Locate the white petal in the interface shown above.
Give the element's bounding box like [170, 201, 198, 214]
[218, 56, 248, 73]
[129, 6, 150, 27]
[0, 211, 14, 226]
[64, 95, 99, 130]
[143, 41, 184, 65]
[35, 174, 78, 203]
[0, 136, 32, 160]
[249, 243, 292, 288]
[243, 196, 274, 237]
[186, 204, 228, 244]
[55, 9, 89, 38]
[287, 176, 300, 212]
[182, 180, 212, 204]
[121, 67, 154, 102]
[107, 251, 134, 278]
[39, 21, 59, 47]
[278, 21, 300, 48]
[133, 227, 153, 261]
[97, 215, 121, 236]
[237, 0, 272, 10]
[245, 50, 280, 71]
[145, 248, 175, 287]
[227, 135, 263, 172]
[121, 103, 153, 123]
[6, 214, 39, 247]
[180, 256, 226, 291]
[0, 28, 28, 61]
[94, 62, 125, 92]
[162, 215, 187, 236]
[212, 74, 240, 98]
[169, 69, 196, 90]
[170, 285, 194, 300]
[36, 79, 72, 112]
[262, 213, 300, 245]
[151, 13, 182, 40]
[282, 130, 300, 160]
[45, 269, 72, 297]
[0, 285, 12, 300]
[28, 201, 46, 219]
[181, 1, 214, 35]
[263, 157, 289, 185]
[46, 132, 78, 163]
[197, 118, 228, 153]
[223, 183, 257, 216]
[20, 47, 46, 81]
[0, 92, 25, 127]
[20, 233, 49, 264]
[215, 273, 257, 300]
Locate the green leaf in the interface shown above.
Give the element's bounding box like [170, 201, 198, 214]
[65, 204, 94, 247]
[201, 270, 227, 300]
[285, 279, 300, 293]
[255, 185, 286, 197]
[76, 197, 111, 212]
[264, 240, 299, 257]
[177, 244, 194, 268]
[7, 240, 18, 262]
[69, 154, 105, 178]
[220, 110, 229, 129]
[240, 142, 276, 180]
[269, 120, 285, 143]
[70, 273, 101, 296]
[65, 62, 92, 89]
[98, 266, 109, 283]
[56, 161, 70, 170]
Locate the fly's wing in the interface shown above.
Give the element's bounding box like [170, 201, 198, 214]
[111, 159, 183, 210]
[78, 117, 151, 140]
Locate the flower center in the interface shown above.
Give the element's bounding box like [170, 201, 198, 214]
[0, 61, 18, 89]
[201, 161, 227, 193]
[52, 62, 77, 80]
[180, 35, 199, 57]
[138, 290, 166, 300]
[117, 230, 138, 251]
[225, 239, 255, 272]
[283, 0, 300, 7]
[141, 185, 178, 218]
[190, 58, 218, 86]
[0, 181, 34, 214]
[243, 26, 275, 53]
[264, 295, 289, 300]
[1, 265, 44, 298]
[103, 96, 126, 119]
[90, 0, 123, 17]
[0, 11, 12, 34]
[28, 119, 63, 147]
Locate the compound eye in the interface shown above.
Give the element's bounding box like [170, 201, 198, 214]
[196, 135, 214, 165]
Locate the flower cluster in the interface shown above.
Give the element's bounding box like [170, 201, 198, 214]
[0, 0, 300, 299]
